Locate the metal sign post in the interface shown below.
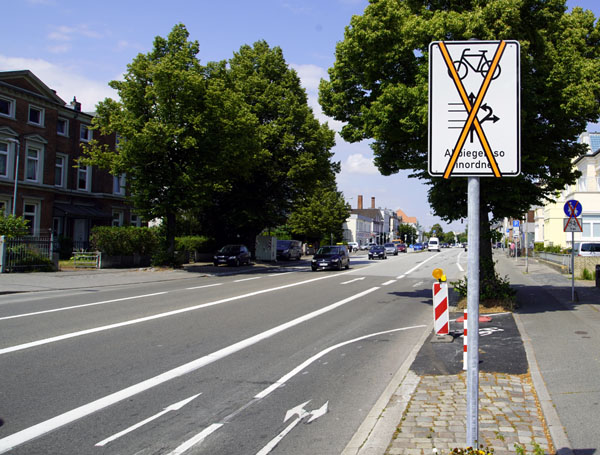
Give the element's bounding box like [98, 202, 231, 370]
[428, 39, 520, 447]
[466, 177, 480, 444]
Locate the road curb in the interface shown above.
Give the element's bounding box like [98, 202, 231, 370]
[513, 313, 574, 455]
[341, 321, 433, 455]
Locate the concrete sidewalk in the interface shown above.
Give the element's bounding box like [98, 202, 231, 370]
[347, 252, 598, 455]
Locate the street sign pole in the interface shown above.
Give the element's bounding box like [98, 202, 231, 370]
[571, 231, 575, 301]
[466, 177, 480, 446]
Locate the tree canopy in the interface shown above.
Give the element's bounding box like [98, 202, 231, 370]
[319, 0, 600, 223]
[84, 25, 340, 256]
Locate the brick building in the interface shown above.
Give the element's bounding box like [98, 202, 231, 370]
[0, 70, 136, 248]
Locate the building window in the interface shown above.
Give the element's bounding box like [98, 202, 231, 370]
[57, 118, 69, 136]
[52, 217, 63, 236]
[55, 154, 67, 187]
[0, 96, 15, 118]
[0, 142, 8, 177]
[113, 173, 126, 195]
[0, 198, 8, 216]
[131, 213, 141, 227]
[578, 177, 587, 192]
[80, 124, 92, 142]
[26, 147, 40, 182]
[582, 216, 600, 239]
[23, 201, 40, 235]
[77, 164, 91, 191]
[28, 105, 44, 126]
[112, 210, 124, 227]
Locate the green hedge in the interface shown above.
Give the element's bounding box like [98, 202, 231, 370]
[90, 226, 159, 256]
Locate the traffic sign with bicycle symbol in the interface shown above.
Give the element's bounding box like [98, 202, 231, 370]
[429, 40, 521, 178]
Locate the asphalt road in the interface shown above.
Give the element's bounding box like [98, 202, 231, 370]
[0, 249, 467, 455]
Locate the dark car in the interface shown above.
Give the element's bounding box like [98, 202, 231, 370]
[213, 244, 251, 266]
[396, 243, 407, 253]
[311, 245, 350, 271]
[276, 239, 302, 260]
[368, 245, 387, 259]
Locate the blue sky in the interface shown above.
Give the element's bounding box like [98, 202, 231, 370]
[2, 0, 598, 233]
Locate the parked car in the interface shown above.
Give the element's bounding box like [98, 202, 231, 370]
[428, 237, 440, 252]
[347, 242, 359, 252]
[368, 245, 387, 259]
[311, 245, 350, 271]
[396, 243, 407, 253]
[276, 239, 302, 260]
[578, 242, 600, 256]
[384, 242, 397, 256]
[413, 243, 424, 251]
[213, 244, 251, 266]
[361, 242, 375, 250]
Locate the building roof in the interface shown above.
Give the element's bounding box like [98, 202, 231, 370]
[396, 209, 417, 225]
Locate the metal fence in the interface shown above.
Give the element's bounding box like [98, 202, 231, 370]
[532, 251, 572, 271]
[0, 235, 54, 273]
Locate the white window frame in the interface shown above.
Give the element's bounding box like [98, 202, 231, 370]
[25, 146, 41, 182]
[57, 117, 69, 136]
[23, 200, 40, 235]
[0, 96, 15, 119]
[80, 124, 92, 142]
[55, 153, 67, 188]
[0, 141, 8, 178]
[28, 105, 45, 127]
[112, 210, 124, 227]
[113, 173, 126, 195]
[578, 176, 587, 192]
[77, 164, 91, 192]
[130, 213, 142, 227]
[581, 215, 600, 240]
[0, 197, 9, 216]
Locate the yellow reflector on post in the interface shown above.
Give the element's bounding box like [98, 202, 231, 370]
[432, 268, 444, 280]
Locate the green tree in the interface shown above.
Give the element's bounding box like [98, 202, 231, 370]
[320, 0, 600, 277]
[397, 222, 417, 244]
[82, 24, 259, 261]
[0, 215, 29, 238]
[197, 41, 338, 248]
[288, 185, 350, 244]
[426, 223, 444, 239]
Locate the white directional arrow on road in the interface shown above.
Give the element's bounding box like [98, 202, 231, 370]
[95, 394, 201, 447]
[256, 400, 329, 455]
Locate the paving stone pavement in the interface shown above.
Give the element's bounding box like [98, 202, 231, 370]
[385, 371, 552, 455]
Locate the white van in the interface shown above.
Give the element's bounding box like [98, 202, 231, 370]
[428, 237, 440, 252]
[578, 242, 600, 256]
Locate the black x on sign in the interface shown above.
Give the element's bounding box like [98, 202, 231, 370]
[428, 40, 521, 178]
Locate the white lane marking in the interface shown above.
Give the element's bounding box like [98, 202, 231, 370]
[0, 271, 355, 356]
[95, 394, 201, 447]
[397, 274, 406, 280]
[268, 272, 293, 277]
[0, 292, 168, 322]
[340, 277, 365, 285]
[255, 324, 426, 399]
[381, 280, 396, 286]
[396, 251, 442, 279]
[186, 283, 223, 290]
[456, 251, 465, 272]
[234, 277, 262, 283]
[0, 287, 378, 454]
[412, 281, 423, 288]
[166, 423, 223, 455]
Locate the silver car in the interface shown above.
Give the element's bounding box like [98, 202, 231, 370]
[383, 243, 397, 256]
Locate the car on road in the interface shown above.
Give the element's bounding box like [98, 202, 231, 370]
[384, 243, 397, 255]
[347, 241, 359, 252]
[361, 243, 375, 250]
[368, 245, 387, 260]
[428, 237, 440, 252]
[396, 243, 407, 253]
[311, 245, 350, 271]
[213, 244, 251, 266]
[276, 239, 302, 260]
[578, 242, 600, 256]
[412, 243, 424, 251]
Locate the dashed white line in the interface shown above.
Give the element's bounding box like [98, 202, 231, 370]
[234, 277, 262, 283]
[381, 280, 396, 286]
[186, 284, 223, 290]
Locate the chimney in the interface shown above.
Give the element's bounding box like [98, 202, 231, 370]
[71, 96, 81, 112]
[358, 195, 363, 210]
[371, 197, 375, 209]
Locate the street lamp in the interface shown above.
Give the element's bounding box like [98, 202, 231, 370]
[3, 137, 20, 216]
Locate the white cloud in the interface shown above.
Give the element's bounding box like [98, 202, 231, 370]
[48, 24, 104, 43]
[0, 55, 117, 112]
[344, 153, 379, 175]
[290, 63, 327, 94]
